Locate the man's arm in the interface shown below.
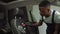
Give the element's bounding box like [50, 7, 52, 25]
[32, 20, 43, 26]
[53, 24, 59, 34]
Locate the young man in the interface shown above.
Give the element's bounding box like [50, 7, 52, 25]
[33, 0, 60, 34]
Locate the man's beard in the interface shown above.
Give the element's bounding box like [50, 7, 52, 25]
[45, 14, 50, 18]
[40, 13, 50, 17]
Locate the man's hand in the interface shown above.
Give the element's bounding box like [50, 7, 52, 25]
[31, 20, 43, 26]
[30, 17, 44, 27]
[32, 23, 38, 26]
[30, 22, 38, 26]
[38, 20, 43, 26]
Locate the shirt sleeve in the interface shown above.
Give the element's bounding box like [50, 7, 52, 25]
[54, 11, 60, 23]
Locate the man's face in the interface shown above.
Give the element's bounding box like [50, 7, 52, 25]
[39, 6, 50, 16]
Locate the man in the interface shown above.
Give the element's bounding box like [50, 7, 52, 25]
[33, 0, 60, 34]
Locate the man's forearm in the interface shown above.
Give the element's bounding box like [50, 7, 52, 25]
[54, 24, 59, 34]
[55, 24, 59, 31]
[32, 20, 43, 26]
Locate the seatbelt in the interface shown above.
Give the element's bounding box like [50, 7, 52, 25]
[42, 16, 44, 22]
[52, 10, 55, 24]
[29, 11, 34, 22]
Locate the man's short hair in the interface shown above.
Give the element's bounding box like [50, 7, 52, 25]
[39, 0, 51, 7]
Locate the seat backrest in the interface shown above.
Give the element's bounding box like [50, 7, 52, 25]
[0, 5, 5, 28]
